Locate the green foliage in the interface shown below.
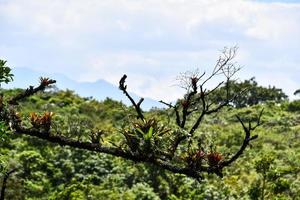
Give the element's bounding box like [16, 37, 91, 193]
[0, 154, 8, 174]
[0, 121, 11, 142]
[255, 154, 274, 174]
[0, 59, 14, 86]
[0, 59, 14, 178]
[248, 152, 298, 200]
[121, 118, 171, 156]
[128, 183, 160, 200]
[209, 77, 288, 108]
[49, 182, 87, 200]
[287, 100, 300, 112]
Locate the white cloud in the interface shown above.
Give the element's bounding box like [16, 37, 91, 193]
[0, 0, 299, 100]
[2, 0, 299, 42]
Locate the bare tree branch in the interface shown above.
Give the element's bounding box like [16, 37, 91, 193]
[8, 77, 56, 105]
[119, 74, 144, 120]
[159, 100, 181, 126]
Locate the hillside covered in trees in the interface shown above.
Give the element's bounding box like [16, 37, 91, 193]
[1, 50, 300, 200]
[0, 82, 299, 199]
[1, 0, 299, 199]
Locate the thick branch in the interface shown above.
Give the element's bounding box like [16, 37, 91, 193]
[189, 86, 207, 135]
[12, 126, 208, 179]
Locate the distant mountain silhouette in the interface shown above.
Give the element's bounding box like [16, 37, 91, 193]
[5, 67, 163, 110]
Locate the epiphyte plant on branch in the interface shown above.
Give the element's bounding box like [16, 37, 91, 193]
[0, 46, 263, 181]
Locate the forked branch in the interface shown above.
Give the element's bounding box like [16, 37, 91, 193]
[220, 109, 263, 168]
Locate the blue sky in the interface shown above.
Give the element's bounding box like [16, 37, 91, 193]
[0, 0, 299, 101]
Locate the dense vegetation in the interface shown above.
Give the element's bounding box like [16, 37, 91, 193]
[0, 89, 299, 199]
[1, 52, 300, 199]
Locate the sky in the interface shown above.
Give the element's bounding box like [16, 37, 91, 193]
[0, 0, 299, 102]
